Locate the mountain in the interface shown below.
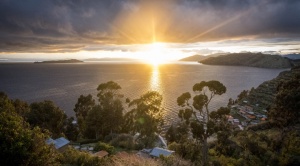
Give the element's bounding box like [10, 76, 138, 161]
[84, 58, 140, 61]
[34, 59, 83, 63]
[200, 53, 291, 68]
[179, 55, 208, 61]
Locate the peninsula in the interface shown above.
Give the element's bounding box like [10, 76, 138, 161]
[200, 53, 291, 68]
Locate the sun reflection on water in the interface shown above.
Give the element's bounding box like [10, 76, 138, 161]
[150, 65, 161, 92]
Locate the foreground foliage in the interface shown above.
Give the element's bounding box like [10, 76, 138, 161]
[0, 92, 60, 166]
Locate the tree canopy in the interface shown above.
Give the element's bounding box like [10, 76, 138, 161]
[175, 80, 228, 165]
[81, 81, 124, 139]
[27, 100, 67, 138]
[269, 74, 300, 126]
[0, 92, 60, 165]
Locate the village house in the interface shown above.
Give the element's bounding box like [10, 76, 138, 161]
[46, 137, 70, 152]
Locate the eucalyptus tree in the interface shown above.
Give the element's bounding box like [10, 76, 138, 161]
[85, 81, 124, 139]
[28, 100, 67, 138]
[74, 94, 95, 120]
[73, 94, 95, 135]
[176, 80, 229, 165]
[124, 91, 164, 147]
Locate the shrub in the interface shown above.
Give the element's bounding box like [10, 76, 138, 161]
[60, 147, 105, 166]
[94, 142, 115, 154]
[110, 134, 135, 150]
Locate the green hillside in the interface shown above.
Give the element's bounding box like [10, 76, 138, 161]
[200, 53, 291, 68]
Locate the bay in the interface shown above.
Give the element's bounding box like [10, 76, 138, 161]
[0, 62, 287, 126]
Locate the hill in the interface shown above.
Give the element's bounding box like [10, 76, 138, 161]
[179, 55, 208, 61]
[200, 53, 292, 68]
[179, 53, 228, 62]
[243, 66, 300, 109]
[34, 59, 83, 63]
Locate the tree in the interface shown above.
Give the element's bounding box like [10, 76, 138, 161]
[65, 117, 79, 141]
[269, 74, 300, 126]
[0, 92, 60, 166]
[73, 94, 95, 134]
[166, 122, 189, 144]
[237, 90, 249, 102]
[84, 81, 124, 139]
[28, 100, 67, 138]
[176, 80, 228, 165]
[74, 94, 95, 120]
[13, 98, 30, 118]
[124, 91, 164, 147]
[84, 105, 104, 139]
[97, 81, 122, 106]
[227, 98, 234, 106]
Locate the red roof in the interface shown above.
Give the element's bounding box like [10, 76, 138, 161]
[94, 151, 109, 158]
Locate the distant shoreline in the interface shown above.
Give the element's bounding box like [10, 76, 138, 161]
[34, 59, 83, 64]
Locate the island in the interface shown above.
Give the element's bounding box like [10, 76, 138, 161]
[199, 53, 292, 68]
[34, 59, 83, 64]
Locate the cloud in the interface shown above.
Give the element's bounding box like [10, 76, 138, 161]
[0, 0, 300, 53]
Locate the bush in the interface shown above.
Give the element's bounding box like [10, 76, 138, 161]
[77, 138, 100, 145]
[104, 133, 119, 143]
[110, 134, 135, 150]
[94, 142, 115, 154]
[59, 147, 104, 166]
[247, 121, 272, 131]
[159, 155, 193, 166]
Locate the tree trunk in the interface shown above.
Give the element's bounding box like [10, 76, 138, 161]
[202, 134, 208, 166]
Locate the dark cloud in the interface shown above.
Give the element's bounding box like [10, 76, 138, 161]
[0, 0, 299, 53]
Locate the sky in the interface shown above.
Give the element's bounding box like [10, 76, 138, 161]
[0, 0, 300, 62]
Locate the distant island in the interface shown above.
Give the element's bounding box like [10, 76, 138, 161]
[34, 59, 83, 64]
[200, 53, 292, 68]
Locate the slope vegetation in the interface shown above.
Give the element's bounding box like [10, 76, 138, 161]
[200, 53, 291, 68]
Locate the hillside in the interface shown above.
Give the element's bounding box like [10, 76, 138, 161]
[179, 55, 208, 61]
[200, 53, 292, 68]
[244, 66, 300, 109]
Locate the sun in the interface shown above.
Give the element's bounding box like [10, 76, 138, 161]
[142, 42, 168, 65]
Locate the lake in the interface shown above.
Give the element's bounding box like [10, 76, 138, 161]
[0, 62, 287, 126]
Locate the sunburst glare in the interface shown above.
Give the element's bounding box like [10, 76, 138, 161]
[142, 42, 169, 65]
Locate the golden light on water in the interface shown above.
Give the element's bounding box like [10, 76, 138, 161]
[150, 65, 161, 92]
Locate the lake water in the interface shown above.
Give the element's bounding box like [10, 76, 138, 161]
[0, 62, 287, 126]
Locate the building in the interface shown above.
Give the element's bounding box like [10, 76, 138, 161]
[149, 147, 174, 158]
[233, 119, 240, 125]
[46, 137, 70, 152]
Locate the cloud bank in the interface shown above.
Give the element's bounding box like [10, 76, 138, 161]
[0, 0, 300, 53]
